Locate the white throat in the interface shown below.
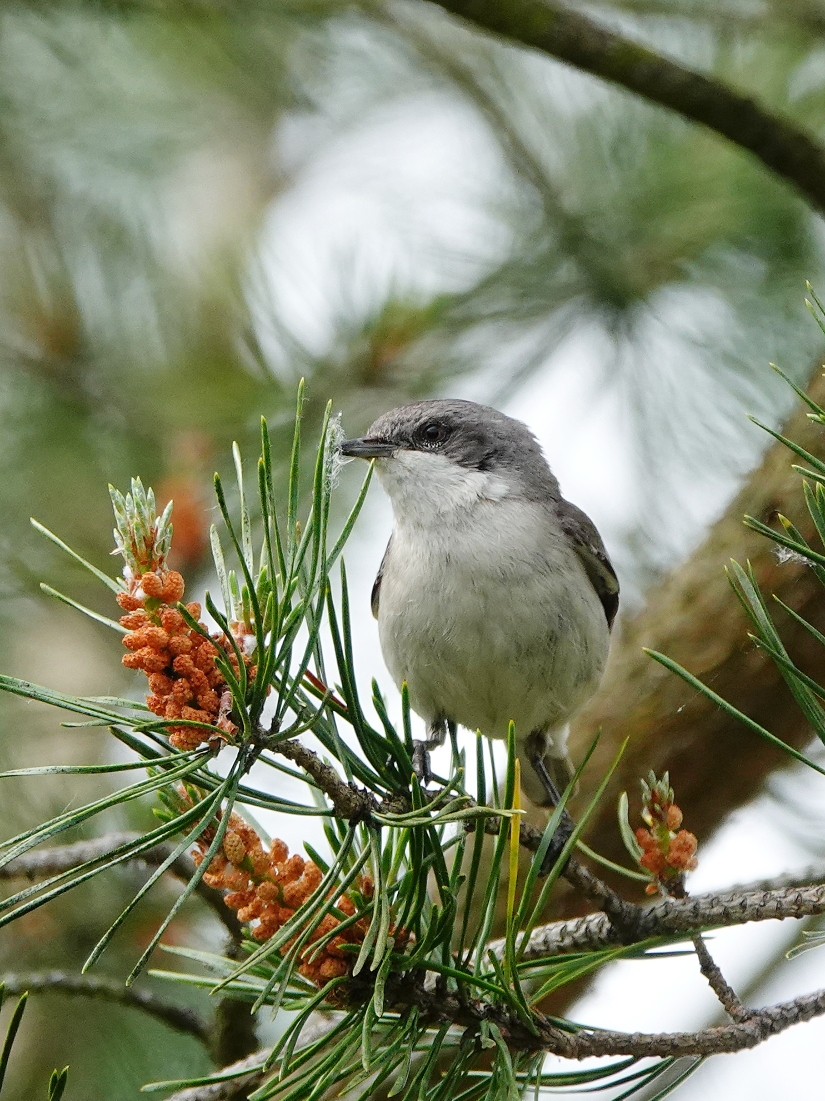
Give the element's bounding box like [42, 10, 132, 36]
[375, 450, 510, 529]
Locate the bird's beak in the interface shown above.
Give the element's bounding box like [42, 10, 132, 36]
[339, 437, 396, 459]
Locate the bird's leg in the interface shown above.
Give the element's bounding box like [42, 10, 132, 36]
[525, 733, 576, 876]
[412, 717, 449, 787]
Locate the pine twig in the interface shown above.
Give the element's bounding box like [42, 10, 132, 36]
[560, 856, 644, 940]
[691, 932, 751, 1023]
[273, 738, 378, 821]
[546, 988, 825, 1058]
[158, 940, 825, 1092]
[666, 871, 750, 1024]
[272, 732, 825, 955]
[160, 980, 825, 1091]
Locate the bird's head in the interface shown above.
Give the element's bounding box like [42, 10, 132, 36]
[339, 400, 559, 521]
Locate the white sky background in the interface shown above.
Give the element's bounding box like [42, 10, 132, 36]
[247, 87, 825, 1099]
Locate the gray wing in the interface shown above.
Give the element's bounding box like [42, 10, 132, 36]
[371, 537, 392, 619]
[556, 500, 619, 629]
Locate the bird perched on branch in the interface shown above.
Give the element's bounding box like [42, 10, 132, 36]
[340, 400, 618, 859]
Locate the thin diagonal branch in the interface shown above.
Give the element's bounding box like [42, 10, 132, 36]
[691, 932, 751, 1023]
[0, 970, 210, 1046]
[273, 738, 378, 820]
[423, 0, 825, 217]
[660, 879, 750, 1024]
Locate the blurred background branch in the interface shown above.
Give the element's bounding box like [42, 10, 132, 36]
[427, 0, 825, 215]
[0, 971, 211, 1045]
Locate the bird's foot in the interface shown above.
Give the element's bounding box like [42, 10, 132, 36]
[538, 810, 575, 876]
[412, 740, 434, 786]
[525, 741, 576, 875]
[410, 718, 451, 788]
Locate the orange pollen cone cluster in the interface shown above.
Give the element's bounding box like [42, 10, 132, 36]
[194, 813, 376, 986]
[636, 798, 698, 895]
[116, 569, 251, 750]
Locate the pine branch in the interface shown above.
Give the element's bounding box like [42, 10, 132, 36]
[10, 744, 809, 967]
[7, 777, 825, 976]
[152, 860, 825, 1095]
[0, 971, 210, 1046]
[274, 728, 649, 933]
[164, 980, 825, 1092]
[369, 970, 825, 1059]
[423, 0, 825, 216]
[489, 875, 825, 959]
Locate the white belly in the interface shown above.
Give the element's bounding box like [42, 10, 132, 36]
[376, 498, 610, 745]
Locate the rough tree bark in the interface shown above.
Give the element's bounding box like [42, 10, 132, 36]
[567, 363, 825, 907]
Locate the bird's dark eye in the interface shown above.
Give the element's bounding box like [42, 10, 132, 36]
[421, 422, 447, 445]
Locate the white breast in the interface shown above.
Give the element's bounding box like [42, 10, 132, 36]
[373, 453, 610, 750]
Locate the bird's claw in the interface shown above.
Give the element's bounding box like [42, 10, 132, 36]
[538, 813, 574, 876]
[412, 740, 434, 786]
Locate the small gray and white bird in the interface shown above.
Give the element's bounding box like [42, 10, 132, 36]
[339, 399, 618, 814]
